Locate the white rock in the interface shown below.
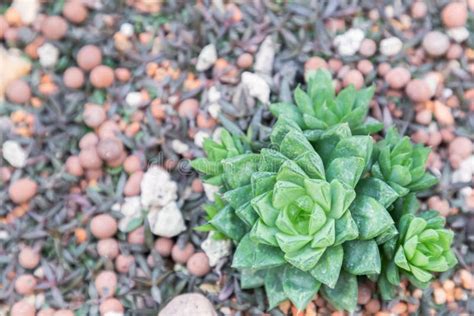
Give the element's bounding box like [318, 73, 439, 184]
[203, 183, 219, 201]
[208, 103, 221, 118]
[0, 230, 9, 240]
[33, 267, 44, 278]
[194, 131, 210, 148]
[447, 27, 469, 43]
[125, 92, 144, 108]
[380, 37, 403, 56]
[147, 202, 186, 237]
[254, 36, 275, 76]
[38, 43, 59, 68]
[119, 197, 142, 232]
[201, 232, 232, 266]
[2, 140, 27, 168]
[104, 312, 124, 316]
[241, 72, 270, 104]
[334, 28, 365, 56]
[159, 293, 217, 316]
[141, 166, 178, 209]
[12, 0, 40, 24]
[208, 86, 221, 103]
[120, 23, 134, 37]
[35, 292, 45, 307]
[196, 44, 217, 71]
[452, 156, 474, 183]
[171, 139, 189, 155]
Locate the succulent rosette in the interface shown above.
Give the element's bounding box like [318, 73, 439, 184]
[191, 129, 249, 187]
[269, 69, 383, 140]
[371, 127, 438, 197]
[191, 70, 457, 312]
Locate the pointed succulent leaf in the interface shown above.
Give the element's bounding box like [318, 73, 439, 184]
[326, 157, 365, 188]
[350, 196, 394, 239]
[321, 270, 358, 312]
[222, 154, 259, 189]
[264, 266, 288, 309]
[240, 269, 265, 289]
[209, 204, 247, 241]
[356, 177, 399, 208]
[283, 266, 321, 311]
[343, 240, 381, 275]
[310, 245, 343, 288]
[269, 102, 305, 128]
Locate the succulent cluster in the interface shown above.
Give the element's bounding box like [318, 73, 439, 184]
[191, 70, 457, 311]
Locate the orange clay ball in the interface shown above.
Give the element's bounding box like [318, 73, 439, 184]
[11, 300, 36, 316]
[79, 132, 99, 149]
[53, 310, 74, 316]
[99, 298, 124, 315]
[41, 16, 68, 40]
[77, 45, 102, 71]
[187, 252, 211, 277]
[154, 237, 174, 257]
[124, 171, 144, 196]
[90, 65, 115, 88]
[6, 79, 31, 104]
[83, 103, 106, 128]
[9, 178, 38, 204]
[18, 246, 40, 269]
[15, 274, 37, 295]
[171, 242, 195, 264]
[90, 214, 117, 239]
[95, 270, 117, 298]
[62, 1, 88, 24]
[97, 138, 124, 162]
[115, 254, 135, 273]
[78, 147, 103, 169]
[65, 156, 84, 177]
[97, 238, 119, 259]
[123, 155, 142, 174]
[63, 67, 85, 89]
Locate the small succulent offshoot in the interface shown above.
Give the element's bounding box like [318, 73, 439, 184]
[191, 70, 457, 312]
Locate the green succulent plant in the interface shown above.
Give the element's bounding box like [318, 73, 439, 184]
[270, 69, 383, 140]
[191, 70, 457, 312]
[371, 127, 438, 197]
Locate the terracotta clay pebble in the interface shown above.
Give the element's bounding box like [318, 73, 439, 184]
[448, 137, 472, 160]
[441, 2, 468, 28]
[304, 56, 328, 74]
[77, 45, 102, 71]
[115, 254, 135, 273]
[83, 104, 106, 128]
[123, 155, 142, 174]
[95, 270, 117, 298]
[124, 171, 144, 196]
[37, 308, 56, 316]
[79, 147, 103, 169]
[18, 246, 40, 269]
[97, 238, 119, 259]
[385, 67, 411, 89]
[154, 237, 174, 257]
[411, 1, 428, 19]
[63, 67, 85, 89]
[178, 99, 200, 119]
[97, 138, 124, 162]
[342, 69, 364, 89]
[365, 298, 381, 313]
[99, 298, 124, 316]
[15, 274, 37, 295]
[422, 31, 449, 57]
[90, 214, 117, 239]
[79, 132, 99, 149]
[359, 38, 377, 57]
[65, 156, 84, 177]
[53, 310, 75, 316]
[90, 65, 115, 88]
[186, 252, 211, 277]
[41, 16, 68, 40]
[9, 178, 38, 204]
[236, 53, 253, 69]
[171, 242, 195, 264]
[405, 79, 431, 103]
[62, 1, 88, 24]
[11, 300, 36, 316]
[6, 79, 31, 104]
[415, 109, 432, 125]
